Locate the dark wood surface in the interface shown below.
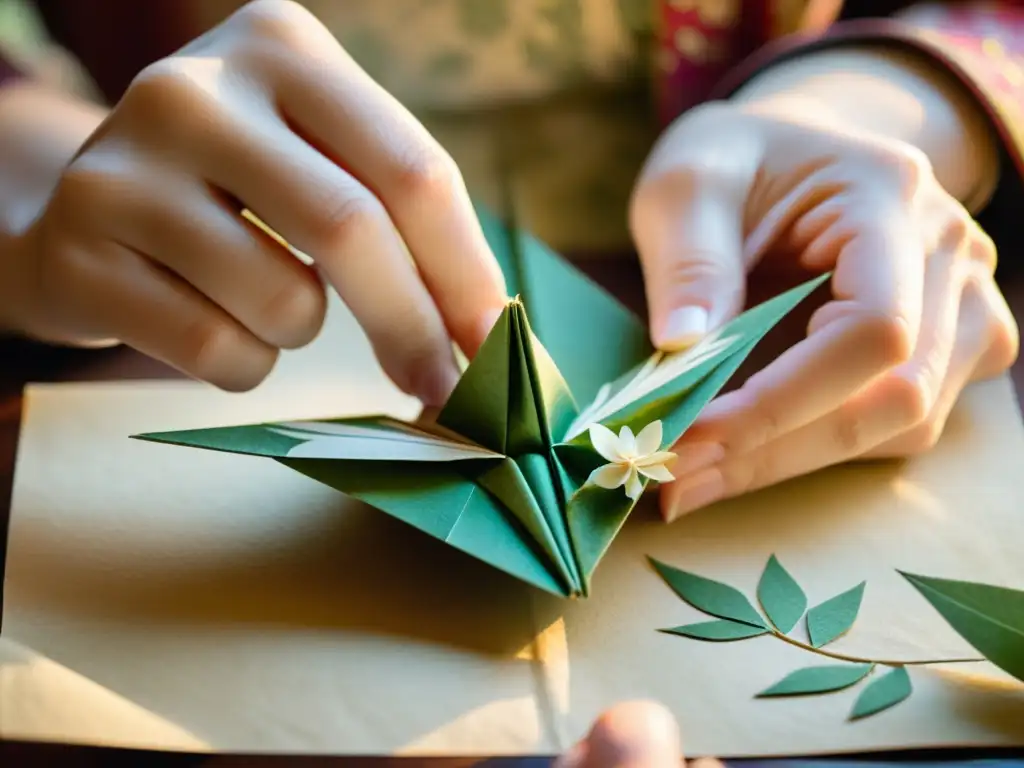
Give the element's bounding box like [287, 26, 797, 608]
[2, 260, 1024, 766]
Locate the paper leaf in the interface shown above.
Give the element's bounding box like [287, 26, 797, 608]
[850, 666, 912, 720]
[757, 555, 807, 634]
[661, 619, 768, 642]
[807, 582, 866, 648]
[757, 664, 873, 697]
[650, 559, 765, 628]
[900, 572, 1024, 681]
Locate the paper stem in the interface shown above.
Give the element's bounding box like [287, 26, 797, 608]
[765, 627, 983, 666]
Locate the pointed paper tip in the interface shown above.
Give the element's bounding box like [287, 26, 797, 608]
[647, 556, 671, 576]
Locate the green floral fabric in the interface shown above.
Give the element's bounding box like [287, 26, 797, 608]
[293, 0, 658, 253]
[301, 0, 653, 108]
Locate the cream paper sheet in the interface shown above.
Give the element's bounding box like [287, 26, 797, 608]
[4, 295, 1024, 756]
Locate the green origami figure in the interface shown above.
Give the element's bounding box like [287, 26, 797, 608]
[134, 206, 827, 598]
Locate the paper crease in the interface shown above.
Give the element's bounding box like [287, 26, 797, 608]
[526, 592, 571, 752]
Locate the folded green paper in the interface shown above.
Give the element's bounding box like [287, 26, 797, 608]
[133, 208, 827, 597]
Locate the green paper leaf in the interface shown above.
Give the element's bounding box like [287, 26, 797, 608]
[650, 559, 765, 628]
[850, 666, 912, 720]
[757, 664, 873, 697]
[757, 555, 807, 634]
[661, 619, 768, 642]
[807, 582, 866, 648]
[900, 572, 1024, 681]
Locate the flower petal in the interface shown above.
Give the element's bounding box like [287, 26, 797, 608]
[587, 462, 631, 490]
[617, 425, 637, 458]
[588, 423, 623, 462]
[634, 420, 663, 456]
[635, 450, 677, 468]
[625, 466, 644, 500]
[638, 463, 675, 483]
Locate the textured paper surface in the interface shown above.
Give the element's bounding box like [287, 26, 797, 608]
[4, 295, 1024, 756]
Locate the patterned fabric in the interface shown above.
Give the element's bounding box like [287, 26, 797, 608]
[183, 0, 655, 110]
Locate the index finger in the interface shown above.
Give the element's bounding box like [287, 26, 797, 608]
[682, 221, 922, 456]
[270, 32, 509, 354]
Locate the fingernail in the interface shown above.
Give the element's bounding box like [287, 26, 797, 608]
[669, 441, 724, 477]
[664, 467, 724, 522]
[659, 306, 708, 350]
[412, 362, 461, 407]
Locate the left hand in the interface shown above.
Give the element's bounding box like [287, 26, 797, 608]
[629, 100, 1019, 523]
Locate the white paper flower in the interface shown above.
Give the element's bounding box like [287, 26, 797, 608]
[585, 420, 677, 501]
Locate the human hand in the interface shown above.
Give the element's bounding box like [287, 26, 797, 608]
[556, 700, 689, 768]
[4, 0, 506, 400]
[630, 99, 1018, 522]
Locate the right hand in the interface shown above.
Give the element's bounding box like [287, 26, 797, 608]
[556, 700, 689, 768]
[7, 0, 508, 401]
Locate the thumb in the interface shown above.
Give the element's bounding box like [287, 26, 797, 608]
[555, 700, 683, 768]
[632, 175, 748, 351]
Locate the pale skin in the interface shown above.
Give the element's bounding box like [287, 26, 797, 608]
[0, 3, 1017, 758]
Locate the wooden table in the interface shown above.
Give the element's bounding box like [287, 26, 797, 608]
[3, 261, 1024, 766]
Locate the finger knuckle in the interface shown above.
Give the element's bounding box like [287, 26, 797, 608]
[231, 0, 316, 48]
[125, 60, 220, 145]
[307, 194, 384, 254]
[971, 227, 998, 273]
[832, 408, 871, 455]
[859, 310, 915, 367]
[719, 460, 756, 499]
[727, 396, 781, 454]
[886, 370, 933, 428]
[940, 211, 972, 253]
[259, 276, 327, 349]
[638, 163, 718, 207]
[390, 147, 461, 210]
[871, 142, 933, 200]
[183, 318, 249, 384]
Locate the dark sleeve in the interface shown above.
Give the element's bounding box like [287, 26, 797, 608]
[708, 2, 1024, 277]
[0, 47, 25, 88]
[32, 0, 198, 104]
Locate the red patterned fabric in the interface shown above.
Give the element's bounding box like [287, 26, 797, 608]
[655, 0, 772, 125]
